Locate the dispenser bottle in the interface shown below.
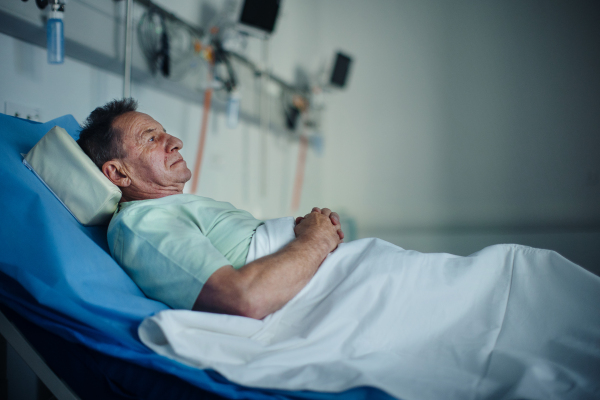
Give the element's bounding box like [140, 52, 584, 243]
[227, 90, 241, 129]
[47, 6, 64, 64]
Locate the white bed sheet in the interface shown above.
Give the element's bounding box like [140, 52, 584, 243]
[139, 217, 600, 400]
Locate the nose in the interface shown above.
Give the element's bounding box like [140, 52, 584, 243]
[166, 134, 183, 152]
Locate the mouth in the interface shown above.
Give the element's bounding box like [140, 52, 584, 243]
[171, 157, 185, 167]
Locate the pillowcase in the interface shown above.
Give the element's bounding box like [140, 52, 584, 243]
[23, 126, 122, 225]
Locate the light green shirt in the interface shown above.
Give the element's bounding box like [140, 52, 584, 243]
[107, 194, 263, 310]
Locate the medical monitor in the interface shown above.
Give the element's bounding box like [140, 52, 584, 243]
[237, 0, 280, 36]
[330, 52, 352, 88]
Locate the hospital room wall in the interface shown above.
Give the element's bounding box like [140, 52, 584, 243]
[148, 0, 600, 270]
[0, 0, 325, 221]
[310, 0, 600, 272]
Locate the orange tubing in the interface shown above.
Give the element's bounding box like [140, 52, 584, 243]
[190, 77, 213, 194]
[290, 134, 309, 213]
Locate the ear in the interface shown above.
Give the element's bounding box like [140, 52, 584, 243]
[102, 160, 131, 188]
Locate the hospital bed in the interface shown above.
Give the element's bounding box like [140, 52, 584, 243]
[0, 112, 393, 400]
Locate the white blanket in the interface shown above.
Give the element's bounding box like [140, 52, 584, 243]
[139, 217, 600, 400]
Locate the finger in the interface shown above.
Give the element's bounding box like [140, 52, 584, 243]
[333, 236, 344, 250]
[312, 207, 321, 213]
[330, 212, 340, 225]
[321, 208, 332, 218]
[337, 229, 345, 240]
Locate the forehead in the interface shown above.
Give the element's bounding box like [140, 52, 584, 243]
[114, 112, 162, 141]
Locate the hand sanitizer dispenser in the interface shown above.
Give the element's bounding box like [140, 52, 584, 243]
[47, 2, 65, 64]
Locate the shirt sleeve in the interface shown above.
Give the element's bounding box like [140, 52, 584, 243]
[113, 206, 231, 310]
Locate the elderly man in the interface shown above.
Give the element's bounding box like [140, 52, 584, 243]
[77, 99, 600, 399]
[78, 98, 342, 320]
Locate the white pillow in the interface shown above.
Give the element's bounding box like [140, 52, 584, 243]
[23, 126, 122, 226]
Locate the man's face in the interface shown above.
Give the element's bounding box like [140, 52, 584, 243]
[113, 111, 192, 194]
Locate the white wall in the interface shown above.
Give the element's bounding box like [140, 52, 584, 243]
[315, 0, 600, 232]
[166, 0, 599, 271]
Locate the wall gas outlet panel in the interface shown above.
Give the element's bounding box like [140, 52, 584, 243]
[4, 102, 42, 122]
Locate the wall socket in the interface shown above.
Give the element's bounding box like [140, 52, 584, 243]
[4, 101, 42, 122]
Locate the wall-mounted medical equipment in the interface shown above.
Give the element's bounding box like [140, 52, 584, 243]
[212, 36, 238, 93]
[284, 94, 307, 131]
[131, 0, 348, 203]
[137, 9, 171, 78]
[282, 51, 354, 133]
[238, 0, 281, 37]
[138, 8, 205, 80]
[227, 90, 241, 129]
[330, 52, 352, 88]
[46, 1, 64, 64]
[22, 0, 66, 63]
[234, 0, 281, 198]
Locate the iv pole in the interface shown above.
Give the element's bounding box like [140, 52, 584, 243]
[123, 0, 134, 98]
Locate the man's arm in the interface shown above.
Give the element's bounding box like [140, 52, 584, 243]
[192, 208, 342, 320]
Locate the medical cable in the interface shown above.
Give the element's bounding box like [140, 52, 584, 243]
[190, 66, 214, 194]
[290, 132, 308, 213]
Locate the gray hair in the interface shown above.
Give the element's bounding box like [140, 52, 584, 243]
[77, 98, 138, 169]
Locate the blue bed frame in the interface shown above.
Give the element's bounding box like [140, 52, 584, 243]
[0, 113, 393, 400]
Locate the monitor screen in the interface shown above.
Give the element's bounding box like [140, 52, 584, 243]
[239, 0, 281, 34]
[330, 52, 352, 88]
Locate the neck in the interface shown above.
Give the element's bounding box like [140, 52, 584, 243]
[120, 185, 184, 202]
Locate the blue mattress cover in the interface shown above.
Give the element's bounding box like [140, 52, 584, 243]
[0, 113, 392, 400]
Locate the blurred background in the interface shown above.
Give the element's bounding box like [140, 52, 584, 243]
[1, 0, 598, 269]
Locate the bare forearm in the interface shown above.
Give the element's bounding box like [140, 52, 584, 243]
[239, 236, 331, 316]
[193, 236, 330, 319]
[193, 211, 342, 319]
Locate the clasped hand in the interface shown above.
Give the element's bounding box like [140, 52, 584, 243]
[294, 207, 344, 253]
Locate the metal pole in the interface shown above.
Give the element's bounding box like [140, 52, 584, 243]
[123, 0, 134, 99]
